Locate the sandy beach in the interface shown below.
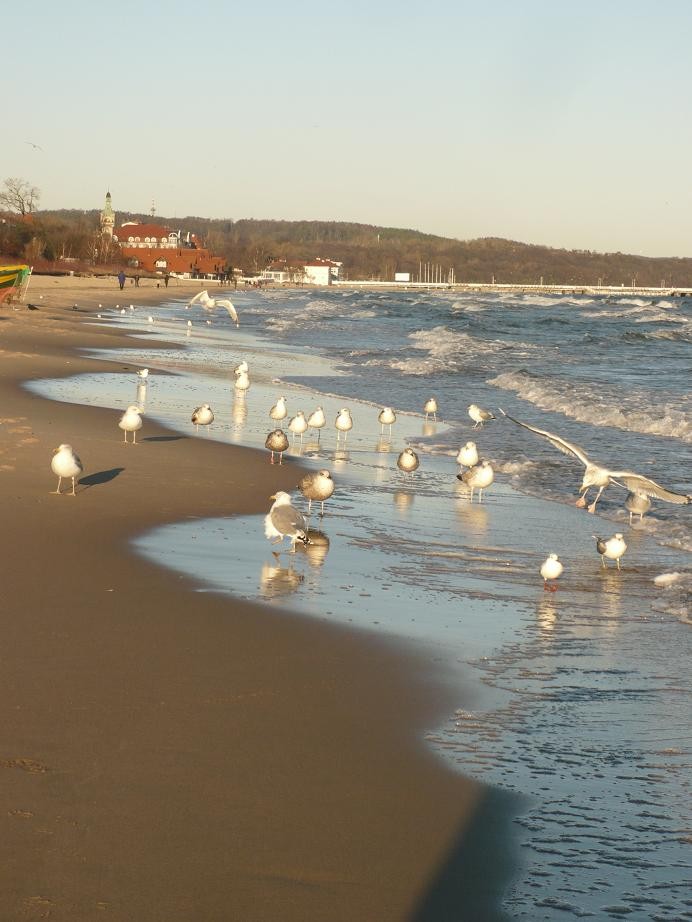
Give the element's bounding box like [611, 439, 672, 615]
[0, 277, 516, 921]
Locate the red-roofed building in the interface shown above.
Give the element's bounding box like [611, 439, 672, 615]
[114, 220, 226, 278]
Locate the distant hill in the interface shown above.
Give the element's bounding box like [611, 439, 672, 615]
[3, 209, 691, 286]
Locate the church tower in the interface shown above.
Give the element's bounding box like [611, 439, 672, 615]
[100, 191, 115, 237]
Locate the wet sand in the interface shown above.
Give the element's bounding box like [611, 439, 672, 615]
[0, 277, 517, 921]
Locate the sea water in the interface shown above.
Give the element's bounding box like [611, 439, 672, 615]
[27, 287, 691, 920]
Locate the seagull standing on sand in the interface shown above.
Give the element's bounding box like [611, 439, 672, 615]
[191, 403, 214, 432]
[188, 290, 239, 326]
[307, 406, 326, 439]
[288, 411, 308, 443]
[265, 429, 289, 464]
[625, 491, 652, 524]
[51, 444, 83, 495]
[424, 397, 438, 421]
[270, 396, 288, 426]
[458, 460, 494, 502]
[397, 447, 420, 475]
[540, 553, 564, 591]
[335, 408, 353, 442]
[378, 407, 396, 437]
[119, 405, 143, 443]
[468, 404, 495, 429]
[265, 492, 310, 551]
[594, 533, 627, 570]
[500, 409, 691, 513]
[456, 441, 479, 469]
[299, 469, 335, 515]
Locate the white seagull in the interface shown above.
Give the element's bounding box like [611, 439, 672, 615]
[458, 460, 494, 502]
[136, 367, 149, 380]
[51, 444, 83, 495]
[335, 408, 353, 442]
[188, 290, 239, 326]
[456, 440, 479, 469]
[191, 403, 214, 432]
[500, 409, 691, 514]
[468, 404, 495, 429]
[378, 407, 396, 437]
[233, 360, 249, 376]
[118, 405, 143, 443]
[234, 370, 250, 392]
[424, 397, 438, 421]
[397, 447, 420, 475]
[299, 469, 335, 515]
[307, 406, 327, 439]
[540, 553, 564, 591]
[288, 411, 308, 443]
[625, 491, 651, 524]
[594, 533, 627, 570]
[270, 396, 288, 425]
[265, 492, 310, 551]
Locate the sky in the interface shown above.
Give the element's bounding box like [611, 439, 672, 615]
[5, 0, 692, 257]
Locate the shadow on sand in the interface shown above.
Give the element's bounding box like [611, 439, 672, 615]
[411, 786, 522, 922]
[79, 468, 125, 489]
[142, 435, 186, 443]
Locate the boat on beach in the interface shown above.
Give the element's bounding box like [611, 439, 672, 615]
[0, 264, 31, 304]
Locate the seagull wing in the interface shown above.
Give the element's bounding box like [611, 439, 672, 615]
[188, 290, 208, 307]
[610, 471, 691, 504]
[499, 410, 591, 467]
[271, 504, 307, 536]
[216, 299, 238, 324]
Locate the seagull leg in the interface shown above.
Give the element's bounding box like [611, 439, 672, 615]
[616, 558, 621, 570]
[53, 476, 62, 494]
[133, 431, 137, 444]
[320, 501, 325, 516]
[601, 555, 606, 568]
[587, 487, 604, 514]
[71, 477, 77, 496]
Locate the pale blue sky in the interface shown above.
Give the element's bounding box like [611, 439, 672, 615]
[6, 1, 692, 256]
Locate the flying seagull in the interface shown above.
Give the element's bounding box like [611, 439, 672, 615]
[188, 290, 239, 325]
[499, 409, 691, 514]
[25, 140, 44, 151]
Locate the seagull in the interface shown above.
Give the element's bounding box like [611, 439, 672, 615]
[299, 469, 335, 515]
[233, 360, 249, 376]
[397, 447, 420, 475]
[594, 533, 627, 569]
[51, 444, 83, 495]
[25, 140, 43, 151]
[457, 460, 494, 502]
[265, 429, 289, 464]
[625, 491, 651, 524]
[500, 409, 691, 513]
[188, 290, 239, 325]
[335, 408, 353, 442]
[118, 405, 143, 443]
[265, 492, 310, 551]
[191, 403, 214, 432]
[378, 407, 396, 436]
[424, 397, 438, 421]
[456, 440, 479, 469]
[307, 406, 326, 439]
[540, 553, 564, 591]
[136, 368, 149, 380]
[234, 370, 250, 392]
[288, 411, 308, 443]
[468, 404, 495, 429]
[270, 396, 288, 425]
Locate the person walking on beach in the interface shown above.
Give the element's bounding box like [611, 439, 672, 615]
[134, 274, 140, 287]
[117, 270, 126, 290]
[164, 273, 170, 288]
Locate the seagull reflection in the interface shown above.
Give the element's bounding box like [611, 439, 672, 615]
[297, 529, 330, 567]
[536, 595, 559, 634]
[333, 449, 350, 465]
[454, 500, 489, 534]
[136, 382, 147, 407]
[375, 438, 393, 453]
[393, 490, 414, 513]
[599, 569, 624, 624]
[232, 394, 248, 430]
[422, 421, 437, 438]
[260, 557, 304, 599]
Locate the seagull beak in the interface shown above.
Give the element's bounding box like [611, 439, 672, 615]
[52, 447, 59, 454]
[269, 493, 277, 500]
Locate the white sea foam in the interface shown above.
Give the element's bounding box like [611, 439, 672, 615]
[490, 370, 692, 443]
[382, 326, 538, 376]
[653, 571, 682, 587]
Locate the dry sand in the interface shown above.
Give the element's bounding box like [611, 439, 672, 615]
[0, 276, 517, 921]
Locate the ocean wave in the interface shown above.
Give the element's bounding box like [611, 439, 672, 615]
[489, 370, 692, 443]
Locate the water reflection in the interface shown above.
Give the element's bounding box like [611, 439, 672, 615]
[231, 394, 248, 432]
[536, 594, 559, 634]
[297, 529, 330, 568]
[333, 449, 350, 465]
[136, 382, 147, 408]
[454, 500, 489, 535]
[422, 421, 437, 438]
[393, 490, 414, 515]
[259, 558, 304, 598]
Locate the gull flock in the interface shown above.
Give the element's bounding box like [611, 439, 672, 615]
[52, 295, 690, 591]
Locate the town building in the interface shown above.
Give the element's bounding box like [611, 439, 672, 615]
[261, 257, 343, 286]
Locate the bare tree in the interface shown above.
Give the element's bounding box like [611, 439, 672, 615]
[0, 177, 41, 216]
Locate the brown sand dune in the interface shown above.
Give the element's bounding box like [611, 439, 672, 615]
[0, 278, 516, 921]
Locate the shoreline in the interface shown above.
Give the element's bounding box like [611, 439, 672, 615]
[1, 278, 519, 920]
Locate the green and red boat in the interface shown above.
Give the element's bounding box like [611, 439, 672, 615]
[0, 264, 31, 304]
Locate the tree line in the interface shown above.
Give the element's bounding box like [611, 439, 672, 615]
[1, 177, 691, 286]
